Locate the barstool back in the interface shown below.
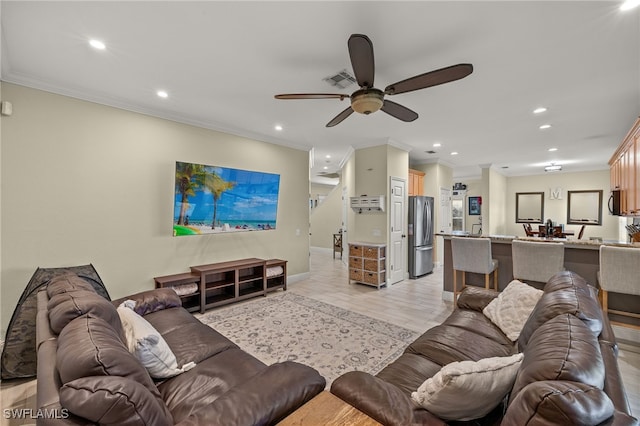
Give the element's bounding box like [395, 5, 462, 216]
[512, 240, 564, 284]
[452, 237, 495, 274]
[451, 237, 499, 304]
[599, 245, 640, 329]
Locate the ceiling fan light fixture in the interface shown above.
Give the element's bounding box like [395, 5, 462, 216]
[351, 89, 384, 115]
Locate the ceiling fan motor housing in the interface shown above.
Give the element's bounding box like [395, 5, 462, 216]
[351, 88, 384, 114]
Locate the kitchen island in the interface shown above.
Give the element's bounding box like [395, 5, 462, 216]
[439, 233, 640, 327]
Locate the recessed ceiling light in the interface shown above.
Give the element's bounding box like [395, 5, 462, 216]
[621, 0, 640, 11]
[548, 147, 558, 152]
[157, 90, 168, 99]
[533, 107, 547, 114]
[433, 143, 441, 147]
[89, 39, 106, 50]
[325, 154, 331, 159]
[451, 151, 458, 156]
[539, 124, 552, 130]
[274, 124, 283, 131]
[323, 166, 328, 170]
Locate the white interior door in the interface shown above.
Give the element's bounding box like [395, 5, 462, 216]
[389, 177, 406, 284]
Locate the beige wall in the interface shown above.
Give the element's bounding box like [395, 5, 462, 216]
[353, 145, 388, 243]
[310, 182, 335, 209]
[488, 167, 508, 235]
[506, 170, 618, 240]
[0, 83, 311, 336]
[309, 183, 342, 248]
[463, 179, 483, 233]
[454, 169, 619, 240]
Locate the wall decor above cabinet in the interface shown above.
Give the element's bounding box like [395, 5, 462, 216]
[515, 192, 544, 223]
[567, 190, 603, 225]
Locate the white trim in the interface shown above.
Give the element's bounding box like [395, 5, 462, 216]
[287, 271, 311, 284]
[442, 290, 454, 302]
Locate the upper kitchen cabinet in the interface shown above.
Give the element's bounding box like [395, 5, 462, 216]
[409, 169, 425, 196]
[609, 118, 640, 216]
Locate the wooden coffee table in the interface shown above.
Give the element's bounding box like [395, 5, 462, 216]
[278, 391, 382, 425]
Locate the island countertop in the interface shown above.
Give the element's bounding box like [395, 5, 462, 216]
[437, 233, 639, 327]
[437, 233, 640, 250]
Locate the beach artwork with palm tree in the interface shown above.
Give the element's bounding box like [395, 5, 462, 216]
[173, 161, 280, 236]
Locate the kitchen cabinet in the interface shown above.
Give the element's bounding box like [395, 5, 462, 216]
[609, 118, 640, 216]
[408, 169, 425, 196]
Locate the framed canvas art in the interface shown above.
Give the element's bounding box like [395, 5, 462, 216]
[173, 161, 280, 236]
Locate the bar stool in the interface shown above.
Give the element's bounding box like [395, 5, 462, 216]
[333, 232, 343, 259]
[598, 245, 640, 329]
[451, 237, 499, 304]
[511, 240, 564, 285]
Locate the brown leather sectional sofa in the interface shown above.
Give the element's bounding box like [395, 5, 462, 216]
[331, 271, 639, 425]
[35, 273, 325, 425]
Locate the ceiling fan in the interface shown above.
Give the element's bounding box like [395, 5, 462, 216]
[275, 34, 473, 127]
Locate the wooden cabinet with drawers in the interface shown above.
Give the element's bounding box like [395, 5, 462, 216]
[348, 242, 387, 289]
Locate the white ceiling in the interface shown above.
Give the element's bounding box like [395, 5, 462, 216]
[2, 1, 639, 184]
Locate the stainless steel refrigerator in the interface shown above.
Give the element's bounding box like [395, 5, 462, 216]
[408, 196, 434, 278]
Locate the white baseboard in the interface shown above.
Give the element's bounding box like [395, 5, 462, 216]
[287, 272, 310, 284]
[442, 290, 454, 302]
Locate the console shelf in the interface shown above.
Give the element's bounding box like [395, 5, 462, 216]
[155, 258, 287, 314]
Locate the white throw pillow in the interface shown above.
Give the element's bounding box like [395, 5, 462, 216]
[411, 353, 524, 421]
[117, 301, 194, 379]
[483, 280, 543, 341]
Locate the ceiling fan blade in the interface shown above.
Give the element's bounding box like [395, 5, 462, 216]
[384, 63, 473, 95]
[381, 100, 418, 122]
[275, 93, 348, 100]
[326, 107, 354, 127]
[348, 34, 375, 89]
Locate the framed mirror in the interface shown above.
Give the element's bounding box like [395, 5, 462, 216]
[516, 192, 544, 223]
[567, 190, 603, 225]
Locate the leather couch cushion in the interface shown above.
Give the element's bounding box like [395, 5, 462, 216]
[406, 309, 515, 366]
[145, 307, 239, 366]
[47, 273, 96, 297]
[60, 376, 173, 426]
[158, 347, 266, 423]
[56, 316, 158, 396]
[456, 286, 499, 311]
[48, 290, 122, 335]
[112, 288, 182, 316]
[503, 380, 614, 426]
[518, 273, 603, 352]
[375, 353, 442, 395]
[511, 314, 605, 401]
[182, 361, 326, 426]
[543, 270, 591, 294]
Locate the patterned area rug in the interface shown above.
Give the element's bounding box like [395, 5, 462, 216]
[196, 293, 420, 386]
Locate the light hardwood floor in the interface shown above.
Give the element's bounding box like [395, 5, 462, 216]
[1, 247, 637, 425]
